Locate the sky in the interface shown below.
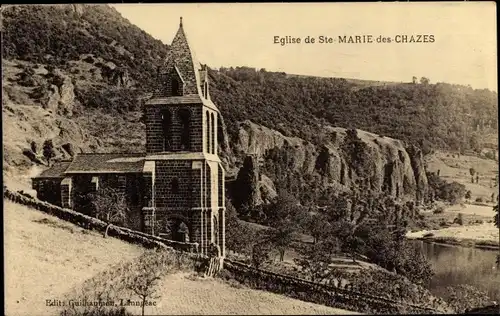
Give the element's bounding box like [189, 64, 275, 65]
[112, 2, 497, 91]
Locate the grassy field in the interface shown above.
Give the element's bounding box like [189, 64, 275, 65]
[4, 200, 145, 316]
[426, 150, 498, 203]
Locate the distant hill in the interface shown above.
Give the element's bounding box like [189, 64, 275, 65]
[2, 4, 498, 205]
[210, 67, 498, 153]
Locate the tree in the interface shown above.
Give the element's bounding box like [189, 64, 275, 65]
[441, 285, 493, 313]
[42, 139, 56, 166]
[224, 199, 255, 256]
[264, 191, 303, 261]
[469, 168, 476, 183]
[251, 240, 272, 269]
[412, 76, 417, 84]
[267, 223, 297, 262]
[465, 190, 472, 200]
[88, 186, 128, 238]
[325, 190, 378, 262]
[294, 237, 340, 283]
[469, 132, 483, 153]
[453, 213, 464, 225]
[420, 77, 430, 85]
[343, 233, 365, 263]
[395, 242, 434, 286]
[304, 213, 332, 244]
[127, 254, 164, 316]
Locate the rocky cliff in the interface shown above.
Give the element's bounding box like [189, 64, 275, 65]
[230, 120, 428, 204]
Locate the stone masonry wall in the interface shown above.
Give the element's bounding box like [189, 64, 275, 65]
[156, 68, 184, 97]
[146, 105, 203, 153]
[155, 160, 194, 210]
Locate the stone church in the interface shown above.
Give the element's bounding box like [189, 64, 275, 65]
[32, 18, 226, 257]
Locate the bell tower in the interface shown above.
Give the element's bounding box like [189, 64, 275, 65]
[142, 17, 225, 257]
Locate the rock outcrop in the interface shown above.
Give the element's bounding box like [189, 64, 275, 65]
[231, 155, 262, 209]
[41, 70, 75, 117]
[231, 120, 428, 203]
[3, 104, 99, 174]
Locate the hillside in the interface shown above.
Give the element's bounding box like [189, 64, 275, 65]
[211, 68, 497, 153]
[2, 4, 498, 149]
[1, 4, 498, 205]
[4, 200, 145, 316]
[4, 200, 358, 316]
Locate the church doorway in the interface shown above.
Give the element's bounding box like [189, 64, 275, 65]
[167, 218, 190, 242]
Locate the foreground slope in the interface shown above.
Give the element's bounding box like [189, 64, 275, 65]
[4, 200, 359, 315]
[4, 200, 145, 316]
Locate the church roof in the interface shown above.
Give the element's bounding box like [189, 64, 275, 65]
[34, 161, 72, 178]
[65, 153, 146, 174]
[145, 94, 219, 112]
[162, 17, 202, 96]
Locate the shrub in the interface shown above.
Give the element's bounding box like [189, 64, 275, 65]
[483, 151, 496, 160]
[475, 197, 484, 203]
[453, 213, 464, 225]
[440, 285, 494, 313]
[433, 206, 445, 214]
[427, 172, 466, 204]
[465, 190, 472, 199]
[42, 139, 56, 166]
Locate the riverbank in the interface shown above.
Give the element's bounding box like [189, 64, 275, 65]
[407, 223, 499, 251]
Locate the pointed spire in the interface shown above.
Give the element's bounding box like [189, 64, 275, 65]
[159, 17, 202, 96]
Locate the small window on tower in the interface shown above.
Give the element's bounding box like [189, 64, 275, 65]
[171, 78, 181, 96]
[170, 178, 179, 194]
[204, 82, 209, 99]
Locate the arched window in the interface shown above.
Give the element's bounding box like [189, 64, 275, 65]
[170, 177, 179, 194]
[178, 109, 191, 150]
[204, 82, 209, 99]
[206, 110, 210, 153]
[161, 109, 172, 151]
[171, 78, 181, 96]
[210, 113, 215, 154]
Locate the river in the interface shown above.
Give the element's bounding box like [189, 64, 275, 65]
[413, 240, 500, 302]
